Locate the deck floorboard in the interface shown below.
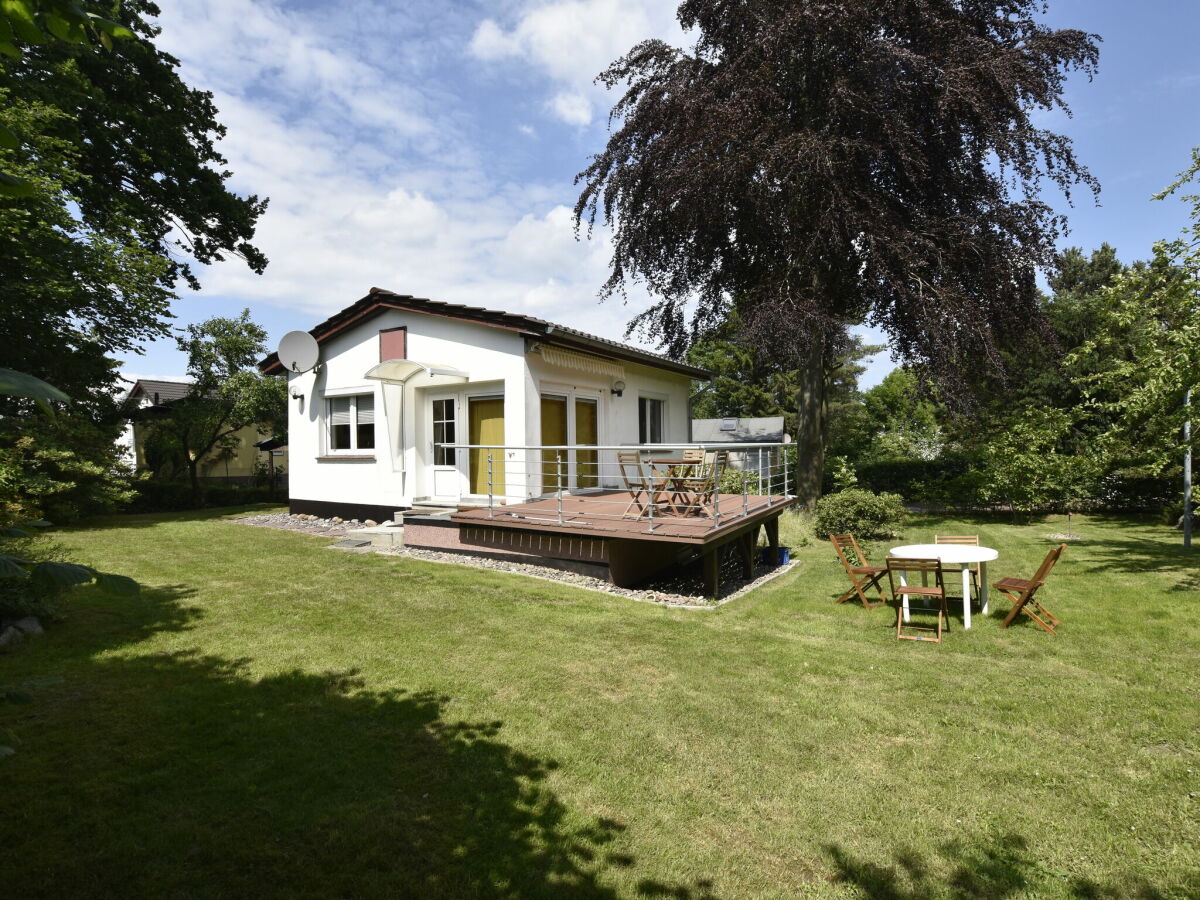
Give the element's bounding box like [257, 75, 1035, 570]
[450, 490, 793, 544]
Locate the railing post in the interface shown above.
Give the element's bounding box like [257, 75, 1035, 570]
[713, 481, 721, 529]
[783, 447, 790, 498]
[556, 453, 566, 525]
[646, 455, 656, 532]
[743, 465, 749, 517]
[487, 450, 494, 519]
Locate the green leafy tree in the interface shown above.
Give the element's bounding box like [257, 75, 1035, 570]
[576, 0, 1099, 503]
[143, 312, 287, 507]
[0, 369, 138, 668]
[0, 0, 267, 522]
[687, 306, 880, 457]
[1067, 245, 1199, 477]
[0, 0, 134, 194]
[829, 368, 947, 468]
[977, 407, 1100, 518]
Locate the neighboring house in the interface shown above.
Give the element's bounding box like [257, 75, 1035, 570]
[120, 378, 287, 483]
[258, 287, 711, 521]
[691, 416, 791, 479]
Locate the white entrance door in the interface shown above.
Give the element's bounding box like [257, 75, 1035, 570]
[429, 396, 459, 498]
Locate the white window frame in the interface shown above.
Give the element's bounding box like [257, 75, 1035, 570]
[325, 390, 377, 455]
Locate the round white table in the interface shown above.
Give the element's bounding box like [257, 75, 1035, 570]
[889, 543, 999, 629]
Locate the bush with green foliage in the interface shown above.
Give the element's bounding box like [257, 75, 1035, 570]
[812, 488, 905, 539]
[125, 480, 278, 513]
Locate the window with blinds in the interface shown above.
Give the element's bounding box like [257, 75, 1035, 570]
[327, 393, 376, 452]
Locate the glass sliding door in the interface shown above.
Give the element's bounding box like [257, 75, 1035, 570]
[575, 397, 598, 488]
[468, 396, 505, 496]
[540, 394, 568, 494]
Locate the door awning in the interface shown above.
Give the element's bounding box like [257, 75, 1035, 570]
[363, 359, 469, 384]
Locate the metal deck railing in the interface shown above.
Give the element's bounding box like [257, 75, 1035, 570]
[435, 442, 794, 533]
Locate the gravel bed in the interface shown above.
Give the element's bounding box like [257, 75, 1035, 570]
[230, 512, 795, 608]
[380, 544, 795, 608]
[231, 511, 386, 539]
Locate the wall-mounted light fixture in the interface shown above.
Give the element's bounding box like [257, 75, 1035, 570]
[611, 379, 626, 397]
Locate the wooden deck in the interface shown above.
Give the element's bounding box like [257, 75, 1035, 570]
[450, 490, 793, 543]
[400, 490, 795, 597]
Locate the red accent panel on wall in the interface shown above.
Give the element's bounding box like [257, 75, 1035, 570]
[379, 326, 407, 361]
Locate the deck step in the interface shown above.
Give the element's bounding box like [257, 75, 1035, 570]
[345, 525, 405, 548]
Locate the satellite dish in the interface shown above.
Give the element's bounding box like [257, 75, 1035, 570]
[278, 331, 320, 374]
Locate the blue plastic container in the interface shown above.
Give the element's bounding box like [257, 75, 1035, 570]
[761, 546, 790, 566]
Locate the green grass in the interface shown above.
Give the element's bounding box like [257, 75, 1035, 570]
[2, 507, 1197, 898]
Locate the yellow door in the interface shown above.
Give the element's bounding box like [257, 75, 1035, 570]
[575, 398, 598, 488]
[469, 397, 505, 496]
[540, 395, 568, 494]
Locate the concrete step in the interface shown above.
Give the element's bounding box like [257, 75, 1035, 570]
[345, 524, 405, 549]
[402, 506, 454, 519]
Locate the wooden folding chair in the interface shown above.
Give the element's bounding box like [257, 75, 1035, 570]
[935, 534, 981, 594]
[657, 447, 705, 515]
[617, 452, 650, 517]
[830, 533, 887, 608]
[887, 557, 948, 643]
[694, 450, 727, 514]
[993, 544, 1066, 634]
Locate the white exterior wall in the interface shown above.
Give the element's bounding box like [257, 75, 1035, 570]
[287, 309, 527, 511]
[286, 308, 696, 513]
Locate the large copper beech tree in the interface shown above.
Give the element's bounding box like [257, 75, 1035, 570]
[575, 0, 1100, 504]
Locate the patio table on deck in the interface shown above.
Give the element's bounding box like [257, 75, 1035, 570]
[648, 458, 704, 515]
[889, 543, 999, 629]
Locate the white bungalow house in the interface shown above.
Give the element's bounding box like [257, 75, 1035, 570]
[259, 288, 711, 522]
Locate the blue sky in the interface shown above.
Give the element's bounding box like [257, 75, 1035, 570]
[123, 0, 1200, 390]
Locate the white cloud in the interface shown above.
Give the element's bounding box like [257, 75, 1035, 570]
[469, 1, 688, 125]
[143, 0, 658, 360]
[548, 91, 592, 126]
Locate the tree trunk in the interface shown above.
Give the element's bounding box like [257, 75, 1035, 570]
[188, 457, 203, 508]
[793, 334, 827, 508]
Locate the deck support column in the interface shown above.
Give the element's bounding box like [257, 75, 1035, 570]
[738, 531, 755, 579]
[765, 515, 780, 561]
[703, 548, 720, 600]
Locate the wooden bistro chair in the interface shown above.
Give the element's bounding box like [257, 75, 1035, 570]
[934, 534, 981, 594]
[617, 452, 651, 518]
[831, 534, 887, 608]
[993, 543, 1067, 635]
[672, 449, 726, 516]
[887, 557, 949, 643]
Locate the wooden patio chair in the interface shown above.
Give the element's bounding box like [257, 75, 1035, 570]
[616, 452, 651, 517]
[830, 533, 887, 608]
[669, 448, 724, 516]
[993, 543, 1066, 634]
[935, 534, 981, 594]
[887, 557, 948, 643]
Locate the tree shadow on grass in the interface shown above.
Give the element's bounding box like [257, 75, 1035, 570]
[1072, 533, 1199, 594]
[825, 837, 1190, 900]
[73, 503, 285, 531]
[825, 833, 1037, 899]
[3, 652, 708, 897]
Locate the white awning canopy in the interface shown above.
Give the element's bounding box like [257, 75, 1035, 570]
[363, 360, 469, 482]
[363, 359, 469, 384]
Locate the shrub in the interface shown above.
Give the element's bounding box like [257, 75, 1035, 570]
[812, 488, 905, 540]
[125, 481, 278, 513]
[0, 533, 71, 620]
[717, 468, 761, 495]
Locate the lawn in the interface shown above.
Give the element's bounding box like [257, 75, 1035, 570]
[2, 508, 1197, 898]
